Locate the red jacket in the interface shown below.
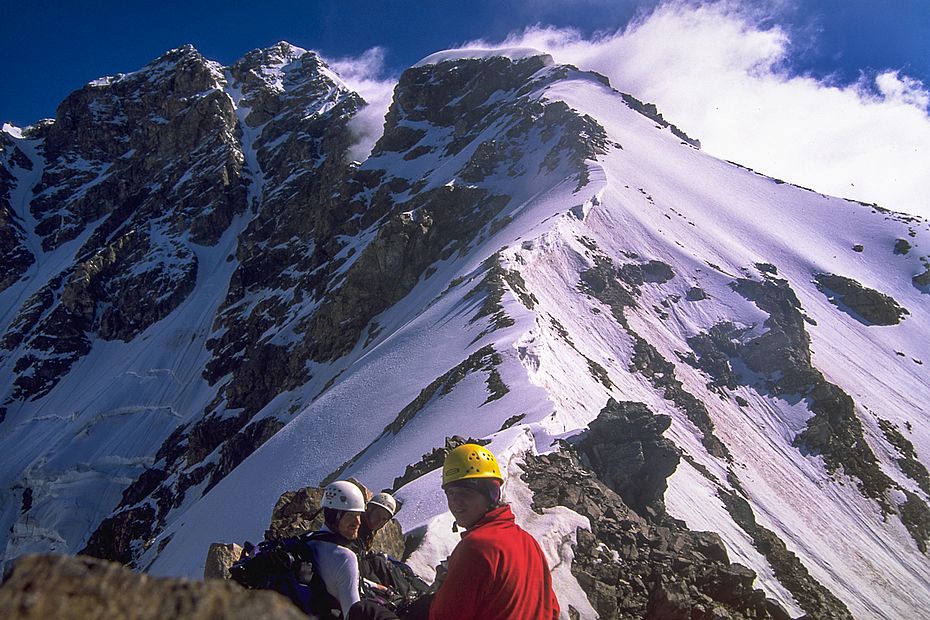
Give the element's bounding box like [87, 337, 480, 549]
[429, 505, 560, 620]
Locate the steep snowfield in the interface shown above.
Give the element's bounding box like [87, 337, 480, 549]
[138, 57, 929, 619]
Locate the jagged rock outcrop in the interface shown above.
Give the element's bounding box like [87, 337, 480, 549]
[573, 398, 679, 520]
[0, 133, 35, 293]
[0, 554, 306, 619]
[814, 272, 909, 325]
[522, 450, 792, 620]
[578, 250, 730, 460]
[2, 44, 247, 402]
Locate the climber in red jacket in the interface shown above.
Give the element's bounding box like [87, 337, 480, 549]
[428, 444, 560, 620]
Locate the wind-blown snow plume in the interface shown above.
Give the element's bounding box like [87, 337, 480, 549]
[328, 47, 397, 163]
[470, 0, 930, 218]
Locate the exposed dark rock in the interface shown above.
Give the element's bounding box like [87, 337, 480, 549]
[573, 399, 680, 520]
[20, 488, 32, 513]
[879, 419, 930, 497]
[80, 505, 157, 567]
[814, 273, 908, 325]
[686, 286, 709, 301]
[642, 260, 675, 283]
[0, 554, 307, 619]
[499, 413, 526, 431]
[899, 490, 930, 553]
[586, 357, 613, 388]
[3, 44, 248, 402]
[630, 334, 731, 461]
[620, 93, 701, 148]
[205, 417, 286, 492]
[205, 44, 363, 417]
[723, 276, 929, 547]
[686, 322, 747, 392]
[579, 255, 638, 326]
[303, 186, 510, 362]
[461, 255, 536, 343]
[392, 436, 490, 490]
[117, 469, 168, 509]
[852, 244, 864, 253]
[913, 268, 930, 292]
[521, 451, 790, 619]
[0, 138, 35, 292]
[894, 238, 912, 255]
[460, 139, 503, 182]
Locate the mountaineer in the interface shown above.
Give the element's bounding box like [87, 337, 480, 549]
[301, 480, 397, 620]
[355, 491, 398, 553]
[428, 444, 560, 620]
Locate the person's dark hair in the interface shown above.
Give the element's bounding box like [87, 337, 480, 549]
[323, 507, 345, 531]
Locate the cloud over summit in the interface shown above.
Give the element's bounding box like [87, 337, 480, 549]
[469, 1, 930, 218]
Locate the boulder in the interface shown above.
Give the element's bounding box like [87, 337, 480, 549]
[203, 543, 242, 580]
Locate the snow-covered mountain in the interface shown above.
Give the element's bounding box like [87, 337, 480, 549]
[1, 42, 929, 619]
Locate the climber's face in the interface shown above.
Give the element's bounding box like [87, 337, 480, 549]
[337, 510, 361, 540]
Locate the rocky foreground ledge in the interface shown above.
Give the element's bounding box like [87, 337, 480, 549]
[0, 554, 305, 620]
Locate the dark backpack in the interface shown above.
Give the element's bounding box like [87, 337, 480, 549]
[229, 531, 345, 618]
[358, 551, 431, 610]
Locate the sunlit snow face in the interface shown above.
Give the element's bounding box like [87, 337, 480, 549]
[337, 510, 362, 540]
[444, 484, 491, 529]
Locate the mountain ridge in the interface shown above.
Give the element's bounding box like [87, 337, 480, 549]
[1, 42, 928, 620]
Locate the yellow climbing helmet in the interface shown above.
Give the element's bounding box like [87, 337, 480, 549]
[442, 443, 503, 486]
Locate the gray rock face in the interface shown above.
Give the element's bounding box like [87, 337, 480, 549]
[814, 272, 909, 325]
[3, 44, 246, 402]
[0, 133, 35, 293]
[0, 554, 307, 620]
[574, 398, 679, 519]
[522, 451, 791, 620]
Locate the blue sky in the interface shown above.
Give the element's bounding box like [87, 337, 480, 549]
[3, 1, 930, 217]
[4, 0, 929, 126]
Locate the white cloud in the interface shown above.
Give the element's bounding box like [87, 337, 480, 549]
[469, 1, 930, 219]
[327, 47, 397, 163]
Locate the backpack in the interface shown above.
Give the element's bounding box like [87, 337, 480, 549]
[358, 551, 431, 610]
[229, 531, 344, 618]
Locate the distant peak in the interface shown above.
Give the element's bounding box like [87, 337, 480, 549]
[413, 47, 553, 68]
[237, 41, 311, 67]
[270, 41, 310, 59]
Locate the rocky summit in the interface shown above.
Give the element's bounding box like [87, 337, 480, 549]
[1, 41, 929, 620]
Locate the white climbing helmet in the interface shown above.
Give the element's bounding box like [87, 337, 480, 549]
[321, 481, 366, 512]
[368, 492, 397, 516]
